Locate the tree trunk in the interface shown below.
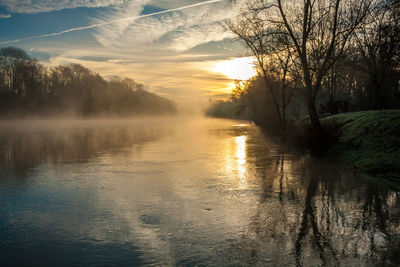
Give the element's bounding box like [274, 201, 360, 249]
[307, 95, 323, 131]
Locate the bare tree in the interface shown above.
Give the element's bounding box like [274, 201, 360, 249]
[354, 0, 400, 109]
[0, 47, 31, 95]
[229, 0, 371, 131]
[227, 14, 296, 131]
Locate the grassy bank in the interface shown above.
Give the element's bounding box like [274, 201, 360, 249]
[321, 110, 400, 180]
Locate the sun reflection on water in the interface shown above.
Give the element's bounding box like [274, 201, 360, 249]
[235, 136, 246, 164]
[235, 135, 247, 188]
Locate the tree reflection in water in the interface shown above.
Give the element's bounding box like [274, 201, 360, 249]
[240, 148, 400, 266]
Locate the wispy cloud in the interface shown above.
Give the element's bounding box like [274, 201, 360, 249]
[94, 0, 241, 52]
[0, 0, 229, 45]
[0, 13, 11, 18]
[0, 0, 125, 14]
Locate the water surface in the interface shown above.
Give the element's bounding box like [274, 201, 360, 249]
[0, 118, 399, 266]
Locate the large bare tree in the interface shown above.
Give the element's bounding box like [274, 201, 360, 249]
[229, 0, 371, 131]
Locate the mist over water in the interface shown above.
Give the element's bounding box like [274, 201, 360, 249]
[0, 117, 399, 266]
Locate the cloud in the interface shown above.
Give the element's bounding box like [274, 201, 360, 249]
[93, 0, 241, 52]
[0, 13, 11, 18]
[0, 0, 230, 45]
[0, 0, 193, 14]
[148, 0, 198, 9]
[0, 0, 125, 14]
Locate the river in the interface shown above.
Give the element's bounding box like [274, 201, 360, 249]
[0, 117, 399, 266]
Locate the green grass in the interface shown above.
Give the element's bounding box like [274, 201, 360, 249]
[321, 110, 400, 180]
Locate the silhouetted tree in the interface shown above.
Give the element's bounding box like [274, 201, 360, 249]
[228, 0, 372, 131]
[354, 0, 400, 109]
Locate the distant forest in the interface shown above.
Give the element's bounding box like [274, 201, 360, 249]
[0, 47, 177, 117]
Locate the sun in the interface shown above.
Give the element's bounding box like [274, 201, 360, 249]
[212, 57, 257, 81]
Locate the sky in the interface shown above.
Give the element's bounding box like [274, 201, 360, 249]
[0, 0, 257, 104]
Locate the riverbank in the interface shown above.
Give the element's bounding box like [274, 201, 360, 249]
[321, 110, 400, 181]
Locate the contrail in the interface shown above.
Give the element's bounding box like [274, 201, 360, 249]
[0, 0, 226, 45]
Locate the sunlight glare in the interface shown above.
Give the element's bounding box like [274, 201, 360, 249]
[235, 135, 246, 165]
[235, 135, 247, 188]
[213, 57, 257, 81]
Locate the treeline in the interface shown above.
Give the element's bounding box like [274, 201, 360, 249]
[206, 81, 252, 121]
[0, 47, 177, 117]
[209, 0, 399, 133]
